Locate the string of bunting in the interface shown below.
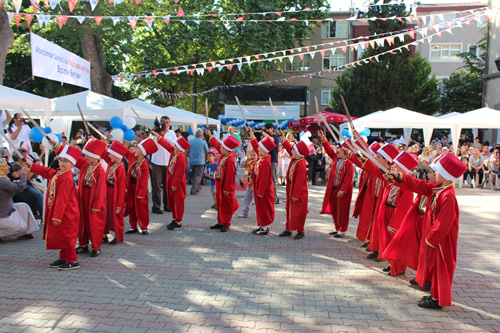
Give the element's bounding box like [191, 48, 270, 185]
[134, 10, 486, 100]
[110, 8, 489, 82]
[2, 3, 489, 32]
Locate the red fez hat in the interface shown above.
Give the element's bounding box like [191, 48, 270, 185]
[60, 145, 81, 165]
[435, 152, 467, 182]
[82, 138, 107, 159]
[378, 143, 399, 163]
[138, 138, 158, 156]
[222, 135, 240, 151]
[293, 140, 310, 157]
[258, 136, 276, 153]
[174, 137, 191, 152]
[108, 141, 128, 159]
[394, 151, 418, 173]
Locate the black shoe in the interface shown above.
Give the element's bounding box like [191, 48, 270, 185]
[125, 229, 138, 234]
[279, 231, 292, 237]
[49, 259, 66, 268]
[109, 238, 122, 245]
[334, 232, 345, 238]
[58, 262, 80, 271]
[76, 246, 89, 254]
[167, 221, 182, 230]
[152, 208, 163, 214]
[164, 207, 172, 212]
[220, 225, 229, 232]
[417, 296, 442, 310]
[382, 264, 391, 272]
[210, 223, 223, 229]
[142, 230, 149, 235]
[294, 233, 305, 240]
[367, 251, 379, 260]
[329, 231, 339, 235]
[274, 199, 280, 204]
[102, 235, 109, 244]
[409, 279, 418, 285]
[361, 242, 369, 248]
[365, 247, 372, 252]
[90, 249, 101, 258]
[424, 282, 432, 291]
[252, 227, 269, 235]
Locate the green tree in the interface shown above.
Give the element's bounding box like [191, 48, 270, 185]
[330, 0, 439, 116]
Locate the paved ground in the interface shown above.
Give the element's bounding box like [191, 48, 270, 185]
[1, 184, 500, 333]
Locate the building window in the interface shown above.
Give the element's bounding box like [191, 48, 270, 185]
[323, 51, 347, 70]
[430, 44, 462, 61]
[284, 54, 311, 72]
[468, 44, 479, 57]
[321, 88, 333, 105]
[321, 21, 349, 39]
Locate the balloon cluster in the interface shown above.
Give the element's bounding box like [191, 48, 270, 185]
[218, 115, 292, 130]
[109, 116, 137, 142]
[341, 128, 371, 139]
[30, 118, 66, 147]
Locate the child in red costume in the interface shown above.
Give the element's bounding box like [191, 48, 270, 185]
[28, 145, 81, 270]
[318, 130, 354, 238]
[125, 138, 158, 235]
[246, 127, 276, 235]
[153, 133, 190, 230]
[55, 138, 108, 258]
[386, 153, 466, 309]
[102, 141, 128, 245]
[277, 131, 310, 239]
[205, 129, 239, 232]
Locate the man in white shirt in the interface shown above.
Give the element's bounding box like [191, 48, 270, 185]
[9, 113, 32, 153]
[150, 116, 177, 214]
[0, 110, 12, 148]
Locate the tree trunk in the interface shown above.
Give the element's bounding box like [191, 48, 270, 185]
[0, 8, 14, 85]
[79, 25, 112, 96]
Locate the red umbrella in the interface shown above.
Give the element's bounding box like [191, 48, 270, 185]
[287, 111, 355, 132]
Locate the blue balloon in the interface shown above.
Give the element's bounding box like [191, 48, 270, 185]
[124, 129, 136, 142]
[110, 116, 123, 129]
[55, 134, 62, 143]
[44, 127, 52, 134]
[341, 129, 350, 137]
[360, 128, 371, 137]
[30, 127, 44, 143]
[188, 128, 193, 135]
[121, 124, 129, 132]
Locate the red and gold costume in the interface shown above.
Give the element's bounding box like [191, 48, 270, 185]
[321, 141, 354, 232]
[395, 175, 459, 307]
[209, 136, 239, 226]
[352, 170, 383, 243]
[30, 164, 80, 263]
[250, 138, 275, 227]
[157, 137, 188, 222]
[125, 152, 150, 231]
[104, 160, 127, 244]
[282, 140, 308, 233]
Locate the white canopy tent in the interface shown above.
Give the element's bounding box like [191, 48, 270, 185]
[126, 99, 187, 125]
[339, 110, 383, 132]
[343, 107, 451, 146]
[0, 85, 52, 125]
[51, 91, 162, 135]
[444, 108, 500, 150]
[163, 106, 220, 134]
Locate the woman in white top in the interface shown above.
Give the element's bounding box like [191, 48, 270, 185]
[279, 133, 294, 185]
[417, 146, 432, 180]
[469, 148, 485, 185]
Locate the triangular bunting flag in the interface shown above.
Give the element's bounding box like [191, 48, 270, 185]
[236, 63, 242, 70]
[226, 64, 233, 71]
[57, 15, 68, 29]
[128, 17, 138, 30]
[89, 0, 98, 11]
[135, 0, 141, 4]
[25, 13, 34, 27]
[14, 13, 22, 27]
[112, 17, 120, 25]
[13, 0, 23, 13]
[320, 50, 326, 58]
[309, 52, 315, 59]
[94, 16, 103, 26]
[49, 0, 59, 10]
[152, 70, 158, 77]
[76, 16, 85, 24]
[145, 16, 153, 28]
[68, 0, 77, 12]
[177, 6, 184, 16]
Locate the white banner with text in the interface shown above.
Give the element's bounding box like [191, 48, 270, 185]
[225, 104, 299, 120]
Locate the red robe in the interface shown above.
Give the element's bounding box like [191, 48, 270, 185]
[397, 175, 459, 307]
[321, 141, 354, 232]
[352, 169, 383, 243]
[250, 138, 275, 227]
[382, 194, 429, 271]
[124, 152, 150, 231]
[103, 159, 127, 244]
[282, 140, 308, 233]
[73, 157, 107, 252]
[157, 137, 187, 222]
[30, 164, 79, 260]
[209, 136, 239, 226]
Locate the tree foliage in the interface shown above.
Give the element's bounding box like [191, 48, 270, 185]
[330, 0, 440, 116]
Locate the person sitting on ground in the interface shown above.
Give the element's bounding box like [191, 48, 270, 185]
[0, 159, 39, 241]
[9, 162, 44, 218]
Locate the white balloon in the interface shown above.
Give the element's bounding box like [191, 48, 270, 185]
[42, 133, 60, 152]
[187, 135, 194, 141]
[50, 118, 67, 134]
[110, 128, 124, 142]
[123, 117, 136, 129]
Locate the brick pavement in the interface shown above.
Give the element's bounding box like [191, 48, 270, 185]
[1, 185, 499, 333]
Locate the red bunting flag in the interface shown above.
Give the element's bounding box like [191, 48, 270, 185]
[408, 31, 415, 39]
[274, 12, 281, 16]
[94, 16, 103, 26]
[162, 18, 170, 24]
[177, 6, 185, 17]
[31, 0, 39, 12]
[235, 16, 244, 21]
[57, 16, 69, 29]
[174, 0, 179, 2]
[135, 0, 141, 3]
[25, 13, 34, 27]
[68, 0, 77, 12]
[129, 17, 138, 30]
[137, 74, 142, 79]
[227, 64, 233, 71]
[14, 13, 22, 27]
[320, 50, 326, 58]
[341, 46, 347, 53]
[298, 54, 304, 60]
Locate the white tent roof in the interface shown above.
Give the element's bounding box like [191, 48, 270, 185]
[51, 91, 160, 120]
[438, 112, 461, 119]
[339, 110, 383, 131]
[164, 106, 220, 126]
[443, 108, 500, 149]
[0, 85, 51, 123]
[126, 99, 189, 124]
